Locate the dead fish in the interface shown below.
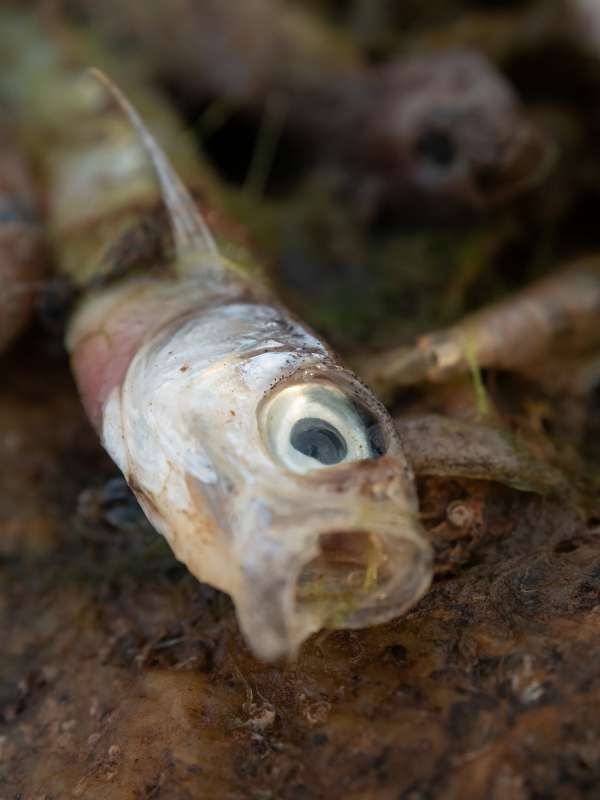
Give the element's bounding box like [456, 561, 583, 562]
[357, 49, 555, 213]
[74, 75, 431, 660]
[0, 130, 42, 353]
[70, 0, 554, 212]
[0, 14, 431, 660]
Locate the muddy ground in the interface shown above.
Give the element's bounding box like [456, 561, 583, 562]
[1, 329, 598, 799]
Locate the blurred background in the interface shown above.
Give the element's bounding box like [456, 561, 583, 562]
[32, 0, 600, 348]
[2, 2, 600, 798]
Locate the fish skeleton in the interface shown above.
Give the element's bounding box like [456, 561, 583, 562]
[0, 13, 431, 660]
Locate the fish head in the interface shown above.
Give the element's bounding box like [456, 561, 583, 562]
[109, 298, 431, 661]
[234, 368, 432, 661]
[366, 49, 555, 211]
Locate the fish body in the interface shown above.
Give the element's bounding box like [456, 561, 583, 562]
[72, 276, 429, 658]
[0, 12, 431, 660]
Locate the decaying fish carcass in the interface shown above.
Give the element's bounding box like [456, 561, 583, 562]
[0, 12, 431, 661]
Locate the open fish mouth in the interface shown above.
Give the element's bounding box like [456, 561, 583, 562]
[295, 525, 432, 630]
[235, 507, 432, 662]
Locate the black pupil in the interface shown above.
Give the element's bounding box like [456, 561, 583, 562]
[416, 129, 456, 167]
[290, 418, 348, 465]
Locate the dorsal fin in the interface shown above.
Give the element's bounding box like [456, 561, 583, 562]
[89, 68, 219, 260]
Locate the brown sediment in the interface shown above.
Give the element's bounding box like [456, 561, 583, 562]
[1, 336, 598, 798]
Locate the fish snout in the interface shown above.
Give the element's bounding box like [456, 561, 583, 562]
[293, 513, 432, 632]
[233, 460, 431, 661]
[311, 453, 415, 503]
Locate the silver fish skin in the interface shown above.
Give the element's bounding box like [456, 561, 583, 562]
[61, 77, 432, 661]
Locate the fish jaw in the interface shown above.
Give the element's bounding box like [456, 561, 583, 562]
[71, 286, 432, 660]
[229, 459, 432, 661]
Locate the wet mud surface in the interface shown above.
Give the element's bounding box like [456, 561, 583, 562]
[1, 334, 599, 799]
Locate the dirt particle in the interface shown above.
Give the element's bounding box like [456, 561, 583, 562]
[446, 500, 475, 528]
[385, 643, 408, 662]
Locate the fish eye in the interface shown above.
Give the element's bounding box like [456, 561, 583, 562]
[415, 128, 457, 168]
[259, 383, 386, 475]
[290, 417, 348, 465]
